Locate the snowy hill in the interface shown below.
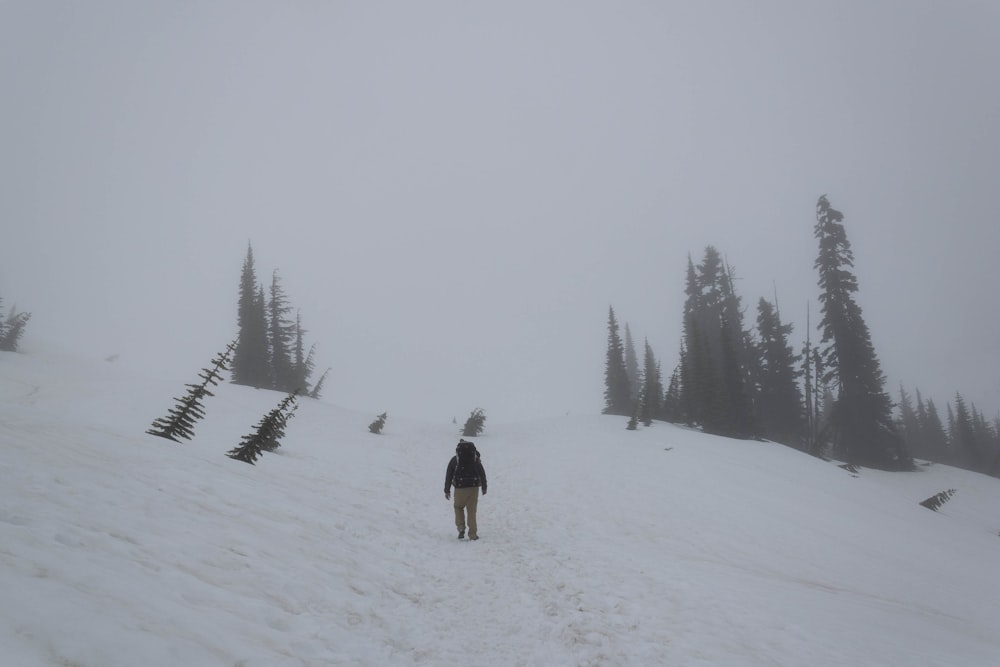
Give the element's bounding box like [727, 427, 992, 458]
[2, 350, 999, 667]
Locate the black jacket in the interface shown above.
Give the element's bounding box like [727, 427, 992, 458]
[444, 455, 487, 492]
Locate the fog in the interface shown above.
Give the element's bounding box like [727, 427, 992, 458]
[2, 1, 998, 422]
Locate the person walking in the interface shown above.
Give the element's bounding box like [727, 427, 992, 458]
[444, 439, 487, 540]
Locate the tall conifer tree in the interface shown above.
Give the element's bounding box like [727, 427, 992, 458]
[232, 243, 270, 388]
[678, 248, 756, 438]
[268, 270, 296, 392]
[951, 393, 982, 471]
[637, 338, 662, 426]
[813, 195, 909, 469]
[755, 298, 804, 446]
[289, 311, 315, 395]
[896, 385, 923, 458]
[624, 323, 641, 403]
[603, 306, 631, 416]
[920, 395, 951, 463]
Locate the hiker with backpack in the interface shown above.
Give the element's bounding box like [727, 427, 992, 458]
[444, 439, 488, 540]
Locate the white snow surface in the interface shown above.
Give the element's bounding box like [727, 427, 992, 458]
[2, 350, 999, 667]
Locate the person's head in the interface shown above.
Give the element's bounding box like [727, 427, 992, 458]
[456, 439, 478, 458]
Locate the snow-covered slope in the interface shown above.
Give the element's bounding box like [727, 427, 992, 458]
[2, 350, 999, 666]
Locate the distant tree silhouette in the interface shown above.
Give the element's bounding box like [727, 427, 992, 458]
[813, 195, 910, 470]
[227, 391, 299, 464]
[662, 364, 682, 423]
[626, 411, 639, 431]
[232, 244, 323, 395]
[0, 305, 31, 352]
[268, 270, 296, 392]
[147, 340, 236, 442]
[623, 323, 641, 403]
[462, 408, 486, 437]
[896, 385, 920, 453]
[637, 339, 662, 426]
[950, 393, 984, 471]
[755, 298, 804, 447]
[719, 260, 759, 436]
[919, 394, 951, 463]
[232, 243, 270, 388]
[289, 311, 316, 395]
[919, 489, 956, 512]
[309, 367, 330, 399]
[678, 248, 757, 438]
[369, 412, 388, 434]
[603, 306, 632, 416]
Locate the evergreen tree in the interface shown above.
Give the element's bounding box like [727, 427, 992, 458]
[308, 367, 330, 399]
[147, 341, 237, 442]
[755, 298, 804, 446]
[637, 339, 662, 426]
[662, 366, 682, 423]
[626, 411, 639, 431]
[624, 323, 641, 403]
[603, 306, 631, 416]
[462, 408, 487, 437]
[896, 385, 923, 458]
[721, 260, 760, 414]
[680, 257, 710, 428]
[801, 303, 827, 456]
[951, 393, 983, 471]
[268, 270, 296, 392]
[369, 412, 388, 434]
[227, 391, 299, 464]
[678, 247, 756, 438]
[921, 396, 951, 464]
[813, 195, 910, 469]
[685, 315, 727, 433]
[719, 312, 757, 438]
[971, 404, 997, 471]
[0, 305, 31, 352]
[990, 416, 1000, 476]
[288, 311, 315, 395]
[675, 343, 693, 425]
[232, 243, 270, 388]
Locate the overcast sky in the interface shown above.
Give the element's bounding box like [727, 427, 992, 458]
[2, 1, 998, 423]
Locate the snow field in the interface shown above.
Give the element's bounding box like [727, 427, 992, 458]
[2, 350, 999, 666]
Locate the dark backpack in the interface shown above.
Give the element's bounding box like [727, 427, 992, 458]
[453, 440, 481, 487]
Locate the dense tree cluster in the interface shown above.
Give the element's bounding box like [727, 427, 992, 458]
[231, 243, 326, 397]
[897, 386, 1000, 476]
[603, 195, 997, 473]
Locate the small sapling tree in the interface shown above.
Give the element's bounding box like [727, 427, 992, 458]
[227, 391, 299, 464]
[919, 489, 957, 512]
[308, 367, 330, 399]
[369, 412, 387, 434]
[147, 340, 236, 442]
[0, 305, 31, 352]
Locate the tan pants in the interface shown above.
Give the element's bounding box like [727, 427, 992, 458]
[453, 486, 480, 538]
